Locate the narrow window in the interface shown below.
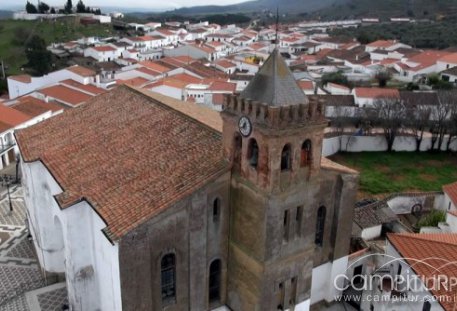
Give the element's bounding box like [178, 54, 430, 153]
[247, 138, 259, 169]
[283, 210, 289, 242]
[277, 282, 285, 310]
[233, 133, 242, 170]
[301, 140, 312, 167]
[209, 259, 222, 303]
[295, 206, 303, 237]
[213, 198, 220, 222]
[281, 144, 292, 171]
[161, 253, 176, 304]
[290, 277, 297, 306]
[315, 206, 326, 246]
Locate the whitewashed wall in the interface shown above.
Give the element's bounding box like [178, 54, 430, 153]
[322, 135, 457, 157]
[21, 160, 122, 311]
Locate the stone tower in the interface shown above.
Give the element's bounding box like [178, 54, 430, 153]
[221, 49, 328, 311]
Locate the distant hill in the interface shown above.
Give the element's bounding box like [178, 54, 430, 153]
[165, 0, 348, 15]
[0, 10, 13, 20]
[313, 0, 457, 20]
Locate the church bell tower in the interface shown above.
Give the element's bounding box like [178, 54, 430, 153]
[221, 49, 328, 311]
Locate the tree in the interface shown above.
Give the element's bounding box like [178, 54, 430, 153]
[38, 2, 50, 13]
[64, 0, 73, 14]
[405, 104, 431, 152]
[25, 1, 38, 14]
[367, 98, 407, 152]
[431, 91, 455, 151]
[321, 71, 350, 87]
[50, 7, 56, 14]
[25, 35, 52, 75]
[76, 0, 86, 13]
[375, 70, 391, 87]
[445, 102, 457, 151]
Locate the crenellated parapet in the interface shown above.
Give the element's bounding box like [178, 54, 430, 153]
[223, 94, 326, 128]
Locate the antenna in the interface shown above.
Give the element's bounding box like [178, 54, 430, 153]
[275, 7, 279, 48]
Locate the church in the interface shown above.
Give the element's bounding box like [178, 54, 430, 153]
[15, 50, 358, 311]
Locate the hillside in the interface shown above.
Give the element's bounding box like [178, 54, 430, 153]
[0, 18, 116, 76]
[166, 0, 348, 15]
[313, 0, 457, 20]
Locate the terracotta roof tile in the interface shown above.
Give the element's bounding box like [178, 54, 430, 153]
[39, 85, 92, 107]
[0, 105, 31, 128]
[354, 87, 400, 99]
[8, 74, 32, 84]
[388, 233, 457, 311]
[66, 65, 96, 77]
[11, 96, 64, 117]
[444, 182, 457, 206]
[16, 85, 228, 240]
[60, 80, 106, 95]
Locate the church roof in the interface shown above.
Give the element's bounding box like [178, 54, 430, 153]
[16, 85, 228, 240]
[240, 49, 308, 107]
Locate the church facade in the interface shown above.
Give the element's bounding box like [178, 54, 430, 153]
[16, 50, 358, 311]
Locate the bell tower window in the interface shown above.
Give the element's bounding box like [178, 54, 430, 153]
[247, 138, 259, 169]
[301, 140, 312, 167]
[281, 144, 292, 171]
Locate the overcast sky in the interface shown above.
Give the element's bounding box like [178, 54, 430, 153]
[5, 0, 248, 10]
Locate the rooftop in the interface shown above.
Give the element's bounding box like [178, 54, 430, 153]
[240, 49, 308, 107]
[16, 86, 228, 240]
[443, 182, 457, 206]
[388, 233, 457, 311]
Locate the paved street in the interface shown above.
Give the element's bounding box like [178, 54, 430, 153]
[0, 185, 68, 311]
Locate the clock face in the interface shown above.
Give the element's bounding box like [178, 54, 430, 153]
[238, 116, 252, 137]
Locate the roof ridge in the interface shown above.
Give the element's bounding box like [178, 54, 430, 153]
[389, 232, 457, 247]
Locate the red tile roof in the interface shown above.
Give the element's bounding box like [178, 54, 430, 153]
[11, 96, 63, 117]
[60, 79, 106, 95]
[388, 233, 457, 311]
[39, 85, 92, 107]
[0, 105, 31, 130]
[92, 45, 117, 52]
[298, 80, 314, 91]
[439, 53, 457, 65]
[66, 65, 96, 77]
[444, 182, 457, 206]
[354, 87, 400, 99]
[367, 40, 397, 48]
[8, 74, 32, 84]
[16, 85, 228, 240]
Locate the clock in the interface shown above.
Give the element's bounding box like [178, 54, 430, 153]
[238, 116, 252, 137]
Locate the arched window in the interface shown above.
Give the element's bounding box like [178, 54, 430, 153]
[213, 198, 221, 222]
[301, 140, 312, 167]
[233, 133, 242, 170]
[247, 138, 259, 169]
[315, 206, 326, 247]
[281, 144, 292, 171]
[209, 259, 221, 303]
[161, 253, 176, 304]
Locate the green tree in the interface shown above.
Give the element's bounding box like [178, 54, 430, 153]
[64, 0, 73, 14]
[38, 2, 50, 13]
[321, 71, 350, 87]
[25, 1, 38, 13]
[25, 35, 52, 75]
[50, 7, 56, 14]
[76, 0, 86, 13]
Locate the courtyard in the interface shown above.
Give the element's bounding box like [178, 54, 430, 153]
[329, 152, 457, 197]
